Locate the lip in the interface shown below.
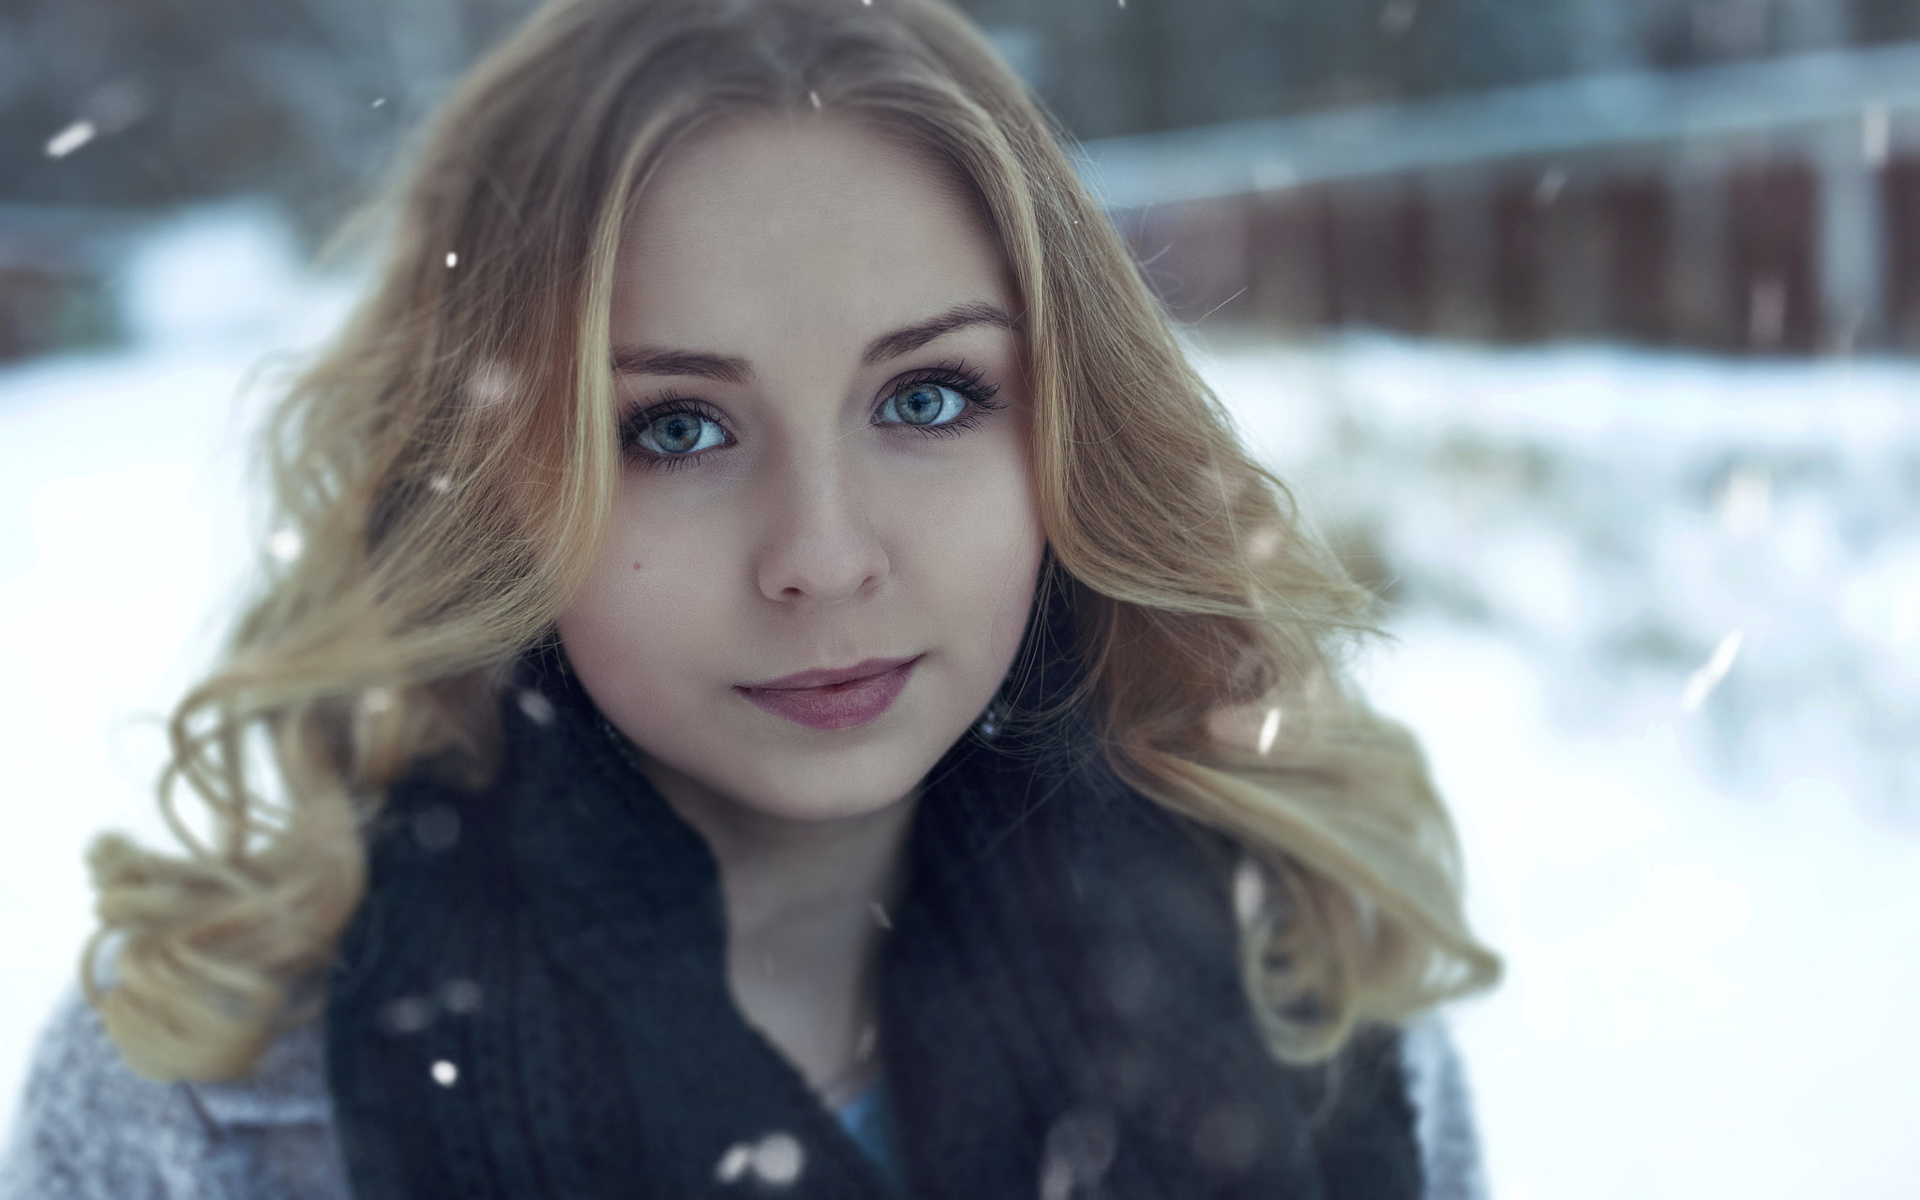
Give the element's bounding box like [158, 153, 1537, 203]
[743, 655, 922, 691]
[737, 655, 922, 731]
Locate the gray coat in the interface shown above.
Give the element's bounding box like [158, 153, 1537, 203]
[1, 989, 1490, 1200]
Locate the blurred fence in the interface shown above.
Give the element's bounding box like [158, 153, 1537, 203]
[13, 41, 1920, 363]
[0, 205, 145, 361]
[1084, 41, 1920, 354]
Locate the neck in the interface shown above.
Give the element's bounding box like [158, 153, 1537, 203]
[637, 756, 917, 1107]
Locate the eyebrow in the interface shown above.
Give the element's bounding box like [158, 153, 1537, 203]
[609, 301, 1019, 382]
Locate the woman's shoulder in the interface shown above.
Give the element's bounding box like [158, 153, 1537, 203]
[1, 989, 1484, 1200]
[0, 987, 347, 1200]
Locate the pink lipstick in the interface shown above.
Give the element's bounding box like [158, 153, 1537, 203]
[737, 655, 921, 731]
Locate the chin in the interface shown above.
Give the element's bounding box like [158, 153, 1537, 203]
[624, 710, 962, 828]
[737, 786, 914, 824]
[707, 737, 946, 823]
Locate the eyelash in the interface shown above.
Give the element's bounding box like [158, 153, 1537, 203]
[616, 361, 1004, 472]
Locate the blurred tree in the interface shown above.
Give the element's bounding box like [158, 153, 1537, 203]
[1850, 0, 1920, 43]
[0, 0, 1885, 235]
[0, 0, 530, 237]
[1641, 0, 1855, 65]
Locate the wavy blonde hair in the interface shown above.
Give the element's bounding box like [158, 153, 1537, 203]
[85, 0, 1498, 1082]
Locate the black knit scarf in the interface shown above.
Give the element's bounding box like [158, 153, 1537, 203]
[325, 649, 1421, 1199]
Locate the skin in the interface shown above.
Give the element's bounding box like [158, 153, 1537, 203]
[556, 114, 1047, 1104]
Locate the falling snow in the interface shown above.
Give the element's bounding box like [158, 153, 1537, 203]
[1041, 1109, 1118, 1200]
[466, 360, 515, 409]
[517, 689, 557, 726]
[715, 1143, 752, 1183]
[716, 1132, 804, 1187]
[1231, 858, 1266, 925]
[44, 121, 96, 158]
[378, 995, 434, 1036]
[1255, 706, 1282, 755]
[430, 1059, 459, 1087]
[1681, 630, 1745, 712]
[752, 1134, 803, 1186]
[443, 978, 485, 1014]
[1195, 333, 1920, 1200]
[0, 209, 1915, 1200]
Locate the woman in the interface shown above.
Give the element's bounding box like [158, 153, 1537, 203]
[1, 0, 1499, 1196]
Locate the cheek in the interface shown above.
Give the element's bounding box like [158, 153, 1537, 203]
[556, 490, 737, 686]
[910, 440, 1047, 675]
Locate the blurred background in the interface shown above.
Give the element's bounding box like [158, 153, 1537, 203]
[2, 1, 1916, 1196]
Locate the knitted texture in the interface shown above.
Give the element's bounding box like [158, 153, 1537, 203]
[1, 657, 1491, 1200]
[323, 651, 1424, 1199]
[0, 990, 1486, 1199]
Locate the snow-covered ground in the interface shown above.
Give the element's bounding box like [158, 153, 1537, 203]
[0, 202, 357, 1137]
[1192, 335, 1920, 1200]
[2, 207, 1916, 1197]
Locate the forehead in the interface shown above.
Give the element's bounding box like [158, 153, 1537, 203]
[611, 114, 1012, 348]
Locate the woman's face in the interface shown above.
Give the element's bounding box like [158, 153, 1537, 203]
[557, 114, 1046, 825]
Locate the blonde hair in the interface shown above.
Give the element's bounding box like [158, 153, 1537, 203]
[85, 0, 1498, 1082]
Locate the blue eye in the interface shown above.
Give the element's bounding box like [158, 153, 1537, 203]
[618, 365, 1001, 472]
[878, 381, 968, 427]
[632, 409, 727, 456]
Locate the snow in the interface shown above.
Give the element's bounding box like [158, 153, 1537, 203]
[0, 203, 356, 1138]
[43, 121, 96, 160]
[1191, 331, 1920, 1199]
[1194, 334, 1920, 834]
[2, 207, 1916, 1196]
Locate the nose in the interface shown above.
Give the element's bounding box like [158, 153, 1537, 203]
[753, 452, 889, 605]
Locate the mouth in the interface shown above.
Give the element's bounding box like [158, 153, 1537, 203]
[737, 655, 922, 731]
